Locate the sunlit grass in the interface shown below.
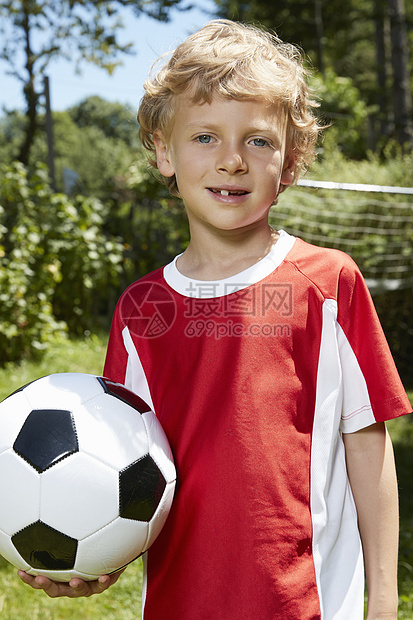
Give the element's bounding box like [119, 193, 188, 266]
[0, 556, 143, 620]
[0, 333, 108, 401]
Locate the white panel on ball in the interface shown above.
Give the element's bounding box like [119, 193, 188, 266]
[41, 453, 119, 540]
[0, 451, 40, 535]
[75, 518, 150, 576]
[24, 567, 97, 582]
[73, 393, 150, 470]
[142, 411, 176, 483]
[0, 391, 33, 455]
[23, 373, 103, 412]
[143, 481, 176, 553]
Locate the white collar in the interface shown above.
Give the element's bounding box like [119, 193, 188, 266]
[163, 230, 295, 298]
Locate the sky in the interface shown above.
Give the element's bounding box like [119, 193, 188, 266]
[0, 1, 215, 114]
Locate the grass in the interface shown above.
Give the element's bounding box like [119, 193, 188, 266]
[0, 335, 412, 617]
[0, 334, 108, 402]
[0, 557, 143, 619]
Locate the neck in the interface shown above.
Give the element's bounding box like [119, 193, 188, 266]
[177, 224, 279, 280]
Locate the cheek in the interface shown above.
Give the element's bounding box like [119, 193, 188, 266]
[175, 155, 207, 184]
[264, 162, 284, 191]
[266, 159, 282, 176]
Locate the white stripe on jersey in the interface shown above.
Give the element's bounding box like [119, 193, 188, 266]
[311, 299, 364, 619]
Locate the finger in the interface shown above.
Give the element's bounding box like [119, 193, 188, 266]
[37, 575, 84, 598]
[18, 570, 43, 589]
[18, 571, 68, 597]
[67, 578, 94, 597]
[18, 571, 91, 598]
[18, 570, 55, 590]
[74, 569, 125, 595]
[103, 568, 125, 588]
[18, 568, 125, 598]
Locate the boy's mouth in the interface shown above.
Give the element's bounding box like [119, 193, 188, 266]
[208, 188, 249, 196]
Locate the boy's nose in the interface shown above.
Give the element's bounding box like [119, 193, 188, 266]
[216, 146, 248, 175]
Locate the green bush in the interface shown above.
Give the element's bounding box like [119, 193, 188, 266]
[311, 142, 413, 188]
[310, 69, 370, 159]
[108, 156, 189, 287]
[0, 162, 123, 365]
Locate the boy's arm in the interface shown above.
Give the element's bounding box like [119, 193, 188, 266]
[343, 422, 399, 620]
[18, 569, 124, 598]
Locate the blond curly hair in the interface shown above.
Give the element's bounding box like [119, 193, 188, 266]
[138, 19, 321, 196]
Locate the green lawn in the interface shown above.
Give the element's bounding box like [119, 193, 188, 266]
[0, 557, 143, 619]
[0, 334, 108, 401]
[0, 335, 412, 617]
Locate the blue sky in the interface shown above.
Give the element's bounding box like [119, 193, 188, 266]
[0, 1, 215, 113]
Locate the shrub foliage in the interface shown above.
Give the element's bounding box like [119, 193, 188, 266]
[0, 162, 123, 364]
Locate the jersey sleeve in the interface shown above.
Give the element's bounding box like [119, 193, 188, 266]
[337, 260, 411, 433]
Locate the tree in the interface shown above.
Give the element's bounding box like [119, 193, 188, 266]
[0, 0, 183, 165]
[0, 96, 142, 195]
[374, 0, 390, 138]
[387, 0, 412, 149]
[68, 95, 140, 148]
[213, 0, 413, 153]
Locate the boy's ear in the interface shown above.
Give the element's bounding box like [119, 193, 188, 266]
[153, 131, 175, 178]
[280, 148, 296, 187]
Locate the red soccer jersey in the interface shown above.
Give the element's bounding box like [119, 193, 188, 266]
[104, 231, 411, 619]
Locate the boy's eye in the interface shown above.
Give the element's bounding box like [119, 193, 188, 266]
[251, 138, 268, 147]
[196, 134, 213, 144]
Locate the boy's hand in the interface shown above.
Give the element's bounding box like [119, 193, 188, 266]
[18, 568, 124, 598]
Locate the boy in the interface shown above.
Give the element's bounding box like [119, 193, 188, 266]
[20, 19, 411, 620]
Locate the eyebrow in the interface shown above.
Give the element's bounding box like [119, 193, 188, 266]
[184, 120, 281, 134]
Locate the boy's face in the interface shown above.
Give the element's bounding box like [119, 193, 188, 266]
[154, 93, 295, 237]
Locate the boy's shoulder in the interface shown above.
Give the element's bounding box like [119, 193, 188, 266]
[288, 236, 357, 270]
[116, 265, 168, 310]
[285, 236, 364, 301]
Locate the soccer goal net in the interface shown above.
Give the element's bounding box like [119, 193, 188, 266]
[272, 180, 413, 386]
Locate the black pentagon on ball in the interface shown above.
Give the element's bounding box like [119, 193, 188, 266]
[12, 521, 78, 570]
[120, 454, 167, 522]
[13, 409, 78, 473]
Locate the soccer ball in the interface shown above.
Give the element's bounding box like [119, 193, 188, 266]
[0, 373, 176, 582]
